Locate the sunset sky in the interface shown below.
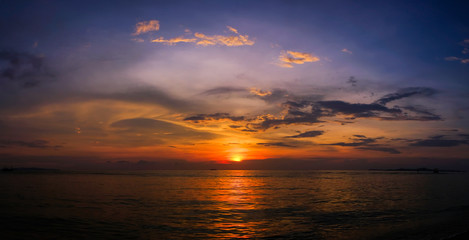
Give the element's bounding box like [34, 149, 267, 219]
[1, 0, 469, 170]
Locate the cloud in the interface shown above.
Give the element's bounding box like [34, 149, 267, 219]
[341, 48, 352, 54]
[110, 118, 218, 144]
[0, 50, 53, 88]
[251, 88, 289, 103]
[250, 88, 272, 97]
[184, 113, 245, 122]
[201, 86, 247, 95]
[347, 76, 357, 86]
[193, 27, 254, 46]
[374, 87, 437, 105]
[249, 101, 323, 130]
[324, 135, 401, 154]
[285, 130, 324, 138]
[318, 100, 400, 117]
[278, 50, 320, 68]
[316, 88, 440, 120]
[0, 139, 62, 149]
[149, 26, 254, 47]
[226, 26, 239, 34]
[257, 142, 296, 148]
[133, 20, 160, 35]
[325, 135, 377, 147]
[410, 139, 468, 147]
[356, 147, 401, 154]
[151, 36, 196, 45]
[185, 86, 441, 131]
[99, 86, 195, 112]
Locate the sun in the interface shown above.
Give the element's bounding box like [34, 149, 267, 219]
[231, 155, 243, 162]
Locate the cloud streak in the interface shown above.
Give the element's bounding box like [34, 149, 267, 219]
[149, 26, 254, 47]
[341, 48, 352, 54]
[285, 130, 324, 138]
[151, 36, 197, 45]
[0, 139, 62, 149]
[184, 113, 245, 122]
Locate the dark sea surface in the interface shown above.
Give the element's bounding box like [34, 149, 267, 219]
[1, 170, 469, 239]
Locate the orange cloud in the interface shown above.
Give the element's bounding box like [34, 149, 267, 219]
[278, 50, 320, 68]
[151, 36, 197, 45]
[250, 88, 272, 97]
[226, 26, 239, 34]
[194, 27, 254, 46]
[147, 25, 254, 47]
[133, 20, 160, 35]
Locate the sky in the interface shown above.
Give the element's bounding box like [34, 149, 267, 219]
[1, 0, 469, 170]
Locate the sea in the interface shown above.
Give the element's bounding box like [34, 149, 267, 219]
[1, 170, 469, 239]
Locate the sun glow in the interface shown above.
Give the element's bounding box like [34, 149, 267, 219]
[231, 155, 243, 162]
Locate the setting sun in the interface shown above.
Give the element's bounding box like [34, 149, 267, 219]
[231, 155, 243, 162]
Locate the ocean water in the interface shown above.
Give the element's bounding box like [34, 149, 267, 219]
[1, 170, 469, 239]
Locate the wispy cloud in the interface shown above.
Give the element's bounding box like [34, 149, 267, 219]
[278, 50, 320, 68]
[324, 135, 401, 154]
[133, 20, 160, 35]
[410, 138, 468, 147]
[193, 27, 254, 46]
[285, 130, 324, 138]
[148, 26, 254, 47]
[151, 36, 197, 45]
[184, 113, 245, 122]
[445, 39, 469, 63]
[0, 139, 62, 149]
[201, 86, 247, 95]
[257, 142, 297, 148]
[341, 48, 352, 54]
[374, 87, 437, 105]
[445, 56, 469, 64]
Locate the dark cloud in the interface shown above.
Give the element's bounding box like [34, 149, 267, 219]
[250, 114, 322, 130]
[201, 86, 247, 95]
[397, 106, 442, 121]
[324, 135, 400, 154]
[184, 113, 245, 122]
[356, 147, 401, 154]
[354, 135, 366, 138]
[250, 101, 323, 130]
[257, 142, 296, 148]
[347, 76, 357, 87]
[0, 139, 62, 149]
[374, 87, 437, 105]
[410, 139, 468, 147]
[241, 129, 258, 132]
[286, 130, 324, 138]
[317, 93, 440, 121]
[317, 100, 400, 118]
[326, 137, 376, 147]
[0, 50, 53, 88]
[182, 86, 441, 131]
[255, 88, 289, 103]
